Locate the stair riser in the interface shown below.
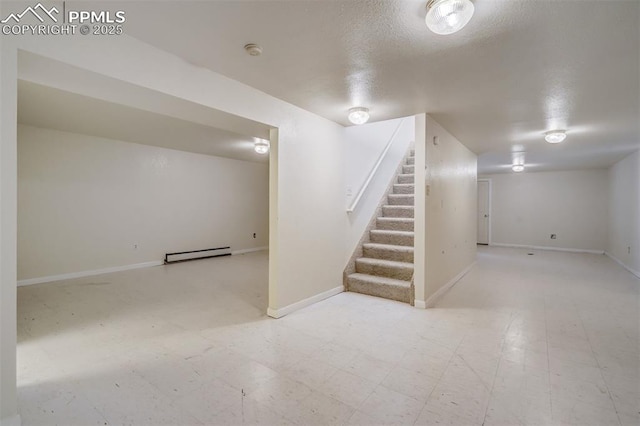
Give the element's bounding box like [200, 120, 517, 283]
[382, 206, 414, 218]
[403, 165, 415, 174]
[347, 276, 412, 304]
[370, 231, 414, 246]
[387, 195, 414, 206]
[397, 175, 414, 184]
[393, 184, 414, 195]
[363, 246, 414, 263]
[406, 157, 415, 165]
[376, 219, 414, 232]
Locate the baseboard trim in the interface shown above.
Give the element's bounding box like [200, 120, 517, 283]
[605, 252, 640, 279]
[0, 414, 21, 426]
[416, 261, 476, 309]
[232, 247, 268, 255]
[414, 299, 427, 309]
[17, 261, 164, 286]
[490, 243, 604, 255]
[268, 285, 344, 319]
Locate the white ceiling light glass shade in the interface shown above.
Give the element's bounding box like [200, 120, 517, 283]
[512, 164, 525, 172]
[425, 0, 475, 35]
[348, 107, 370, 125]
[254, 139, 270, 154]
[545, 130, 567, 144]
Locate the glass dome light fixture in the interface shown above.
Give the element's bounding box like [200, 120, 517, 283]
[512, 164, 525, 173]
[348, 107, 370, 125]
[254, 138, 270, 154]
[545, 130, 567, 144]
[425, 0, 475, 35]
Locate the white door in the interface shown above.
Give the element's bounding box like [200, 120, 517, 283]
[477, 180, 490, 244]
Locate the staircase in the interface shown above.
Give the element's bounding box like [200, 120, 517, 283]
[346, 152, 415, 304]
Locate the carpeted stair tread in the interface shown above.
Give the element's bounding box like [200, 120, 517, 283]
[347, 273, 412, 303]
[356, 256, 413, 280]
[393, 184, 415, 194]
[370, 229, 414, 236]
[363, 243, 414, 262]
[387, 194, 415, 205]
[406, 157, 415, 165]
[397, 174, 415, 184]
[370, 229, 414, 246]
[382, 205, 415, 218]
[376, 217, 414, 231]
[348, 273, 411, 288]
[403, 165, 415, 174]
[363, 243, 413, 252]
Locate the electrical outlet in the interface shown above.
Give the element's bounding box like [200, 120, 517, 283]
[550, 234, 557, 239]
[253, 233, 256, 239]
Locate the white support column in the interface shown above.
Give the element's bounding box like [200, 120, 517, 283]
[0, 41, 20, 426]
[413, 114, 427, 308]
[267, 128, 280, 317]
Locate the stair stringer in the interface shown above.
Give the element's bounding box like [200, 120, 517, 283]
[343, 145, 415, 305]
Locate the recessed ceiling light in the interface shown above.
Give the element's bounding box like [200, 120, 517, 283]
[244, 43, 263, 56]
[348, 107, 370, 125]
[512, 164, 525, 172]
[545, 130, 567, 144]
[254, 139, 270, 154]
[425, 0, 475, 35]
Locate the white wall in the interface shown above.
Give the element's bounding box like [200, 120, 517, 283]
[17, 125, 269, 281]
[482, 170, 608, 252]
[607, 150, 640, 276]
[414, 115, 477, 306]
[345, 117, 414, 257]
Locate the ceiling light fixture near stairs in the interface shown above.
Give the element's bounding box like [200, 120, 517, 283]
[254, 138, 270, 154]
[348, 107, 370, 125]
[425, 0, 475, 35]
[511, 151, 525, 172]
[545, 130, 567, 144]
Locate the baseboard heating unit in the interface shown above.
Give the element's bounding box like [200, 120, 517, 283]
[164, 246, 231, 264]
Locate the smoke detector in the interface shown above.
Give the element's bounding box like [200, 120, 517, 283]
[244, 44, 263, 56]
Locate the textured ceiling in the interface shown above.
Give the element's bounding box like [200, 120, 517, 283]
[98, 1, 640, 171]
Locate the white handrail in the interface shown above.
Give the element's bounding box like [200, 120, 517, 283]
[347, 117, 407, 213]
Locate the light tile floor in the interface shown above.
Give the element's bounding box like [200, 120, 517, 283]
[17, 247, 640, 425]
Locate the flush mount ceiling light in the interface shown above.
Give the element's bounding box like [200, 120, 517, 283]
[254, 139, 270, 154]
[348, 107, 370, 125]
[512, 164, 525, 172]
[545, 130, 567, 144]
[425, 0, 475, 35]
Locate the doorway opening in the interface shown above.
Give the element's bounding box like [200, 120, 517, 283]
[477, 179, 491, 245]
